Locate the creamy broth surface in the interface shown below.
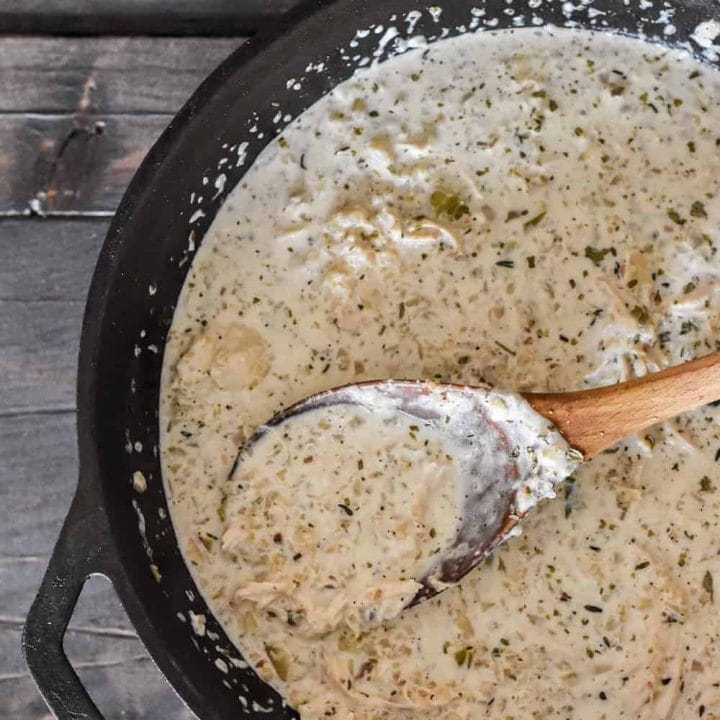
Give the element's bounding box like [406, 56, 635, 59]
[224, 383, 579, 637]
[225, 402, 460, 637]
[161, 27, 720, 719]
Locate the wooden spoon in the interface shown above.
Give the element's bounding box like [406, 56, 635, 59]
[524, 350, 720, 458]
[239, 350, 720, 604]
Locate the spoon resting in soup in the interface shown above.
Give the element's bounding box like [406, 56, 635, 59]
[229, 351, 720, 628]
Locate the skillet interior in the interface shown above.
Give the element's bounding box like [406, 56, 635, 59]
[76, 1, 719, 718]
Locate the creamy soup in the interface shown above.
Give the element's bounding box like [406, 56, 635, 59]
[161, 27, 720, 720]
[224, 383, 578, 636]
[225, 400, 462, 637]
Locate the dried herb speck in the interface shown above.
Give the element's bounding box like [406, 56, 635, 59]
[703, 571, 714, 602]
[585, 246, 611, 266]
[667, 208, 686, 226]
[523, 210, 547, 231]
[700, 476, 715, 493]
[690, 201, 707, 219]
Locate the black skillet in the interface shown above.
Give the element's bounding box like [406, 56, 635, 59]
[23, 1, 719, 718]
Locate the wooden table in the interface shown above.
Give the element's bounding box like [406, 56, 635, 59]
[0, 3, 297, 717]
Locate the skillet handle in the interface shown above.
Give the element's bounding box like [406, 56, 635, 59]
[23, 479, 111, 720]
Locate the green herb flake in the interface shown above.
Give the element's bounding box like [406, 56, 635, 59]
[454, 646, 475, 668]
[585, 246, 611, 266]
[431, 189, 470, 221]
[667, 208, 686, 226]
[630, 305, 650, 325]
[217, 495, 227, 523]
[564, 477, 576, 518]
[505, 209, 527, 222]
[703, 571, 714, 602]
[264, 643, 290, 681]
[523, 210, 546, 231]
[527, 255, 536, 269]
[690, 201, 707, 219]
[700, 476, 715, 493]
[494, 340, 517, 357]
[683, 282, 697, 294]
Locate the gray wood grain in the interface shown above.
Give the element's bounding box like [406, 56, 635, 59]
[0, 411, 194, 719]
[0, 299, 84, 414]
[0, 219, 107, 414]
[0, 410, 76, 558]
[0, 29, 255, 720]
[0, 37, 242, 113]
[0, 218, 192, 716]
[0, 36, 245, 215]
[0, 219, 106, 301]
[0, 0, 296, 36]
[0, 113, 170, 215]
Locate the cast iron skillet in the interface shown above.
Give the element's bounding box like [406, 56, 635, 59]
[22, 1, 718, 718]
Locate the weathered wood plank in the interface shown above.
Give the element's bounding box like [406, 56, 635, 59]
[0, 411, 77, 560]
[0, 29, 264, 718]
[0, 219, 107, 301]
[0, 410, 77, 713]
[0, 36, 248, 215]
[0, 220, 105, 413]
[0, 409, 191, 719]
[1, 633, 193, 720]
[1, 571, 192, 720]
[0, 0, 296, 36]
[0, 300, 84, 413]
[0, 113, 173, 215]
[0, 37, 243, 114]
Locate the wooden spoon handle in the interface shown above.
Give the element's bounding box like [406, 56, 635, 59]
[523, 351, 720, 458]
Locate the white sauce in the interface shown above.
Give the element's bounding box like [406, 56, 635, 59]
[225, 402, 457, 636]
[223, 384, 578, 636]
[161, 27, 720, 719]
